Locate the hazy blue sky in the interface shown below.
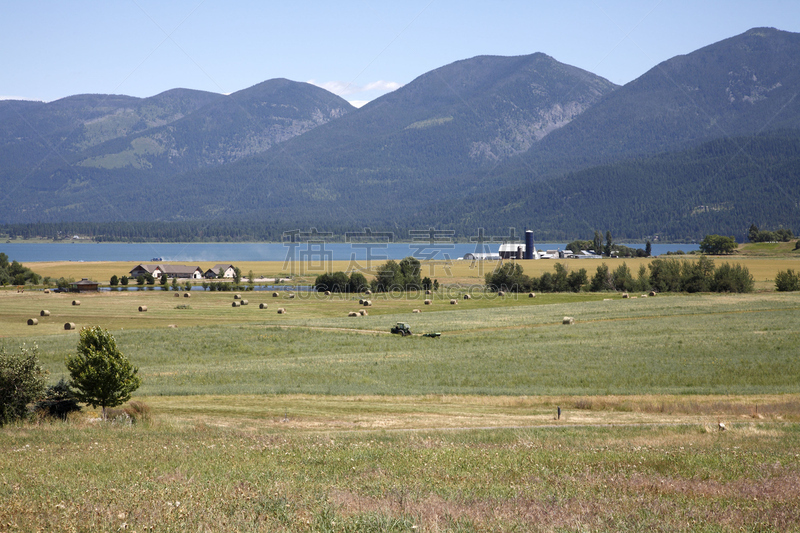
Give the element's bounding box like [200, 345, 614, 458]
[2, 1, 798, 106]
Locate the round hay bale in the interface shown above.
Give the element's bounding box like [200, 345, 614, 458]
[138, 306, 147, 312]
[272, 292, 280, 297]
[174, 292, 181, 297]
[324, 291, 331, 296]
[528, 292, 536, 298]
[43, 289, 50, 294]
[359, 310, 368, 316]
[498, 291, 505, 297]
[463, 294, 471, 300]
[348, 311, 360, 317]
[365, 289, 372, 295]
[450, 299, 458, 305]
[64, 322, 76, 330]
[27, 318, 38, 326]
[363, 300, 372, 307]
[622, 293, 629, 299]
[232, 301, 241, 307]
[234, 293, 242, 299]
[562, 316, 575, 325]
[72, 300, 81, 306]
[288, 293, 296, 299]
[183, 292, 191, 298]
[358, 298, 365, 305]
[426, 290, 432, 295]
[277, 308, 286, 314]
[259, 303, 268, 309]
[424, 299, 432, 305]
[241, 299, 249, 305]
[168, 324, 178, 328]
[40, 310, 50, 317]
[649, 291, 656, 297]
[412, 309, 421, 313]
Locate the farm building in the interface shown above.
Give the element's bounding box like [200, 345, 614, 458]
[129, 264, 163, 278]
[462, 252, 501, 260]
[69, 278, 99, 292]
[204, 264, 236, 278]
[129, 264, 204, 279]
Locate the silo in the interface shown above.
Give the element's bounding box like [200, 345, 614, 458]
[524, 231, 534, 260]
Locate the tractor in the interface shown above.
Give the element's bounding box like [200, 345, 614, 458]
[390, 322, 412, 336]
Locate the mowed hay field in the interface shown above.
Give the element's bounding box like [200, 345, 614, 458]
[2, 260, 800, 532]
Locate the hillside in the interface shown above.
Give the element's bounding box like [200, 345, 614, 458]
[2, 28, 800, 241]
[432, 130, 800, 241]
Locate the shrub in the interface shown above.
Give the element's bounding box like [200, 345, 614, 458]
[0, 344, 47, 425]
[775, 269, 800, 292]
[35, 378, 81, 420]
[712, 263, 754, 293]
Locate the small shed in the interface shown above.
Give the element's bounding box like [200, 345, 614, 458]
[70, 278, 99, 292]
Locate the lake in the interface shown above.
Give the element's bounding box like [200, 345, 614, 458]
[0, 242, 699, 263]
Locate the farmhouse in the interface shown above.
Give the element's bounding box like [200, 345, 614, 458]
[205, 264, 236, 279]
[129, 264, 203, 279]
[129, 264, 163, 278]
[70, 278, 99, 292]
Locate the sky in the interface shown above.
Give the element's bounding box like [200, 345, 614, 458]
[2, 1, 800, 107]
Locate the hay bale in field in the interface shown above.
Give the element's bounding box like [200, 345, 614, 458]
[72, 300, 81, 306]
[424, 299, 431, 305]
[324, 291, 331, 296]
[365, 289, 372, 295]
[138, 306, 147, 312]
[498, 291, 505, 297]
[27, 318, 38, 326]
[232, 301, 241, 307]
[234, 294, 242, 299]
[649, 291, 656, 297]
[426, 290, 431, 295]
[183, 292, 191, 298]
[641, 294, 648, 298]
[463, 294, 471, 300]
[363, 300, 372, 306]
[412, 309, 421, 313]
[259, 303, 268, 309]
[359, 310, 368, 316]
[348, 311, 359, 317]
[40, 310, 50, 317]
[43, 289, 50, 294]
[277, 308, 286, 314]
[64, 322, 76, 330]
[603, 298, 612, 301]
[562, 316, 575, 325]
[528, 292, 536, 298]
[622, 293, 629, 299]
[358, 298, 365, 305]
[450, 299, 458, 305]
[168, 324, 177, 328]
[288, 293, 296, 299]
[272, 292, 279, 297]
[174, 292, 181, 297]
[241, 299, 249, 305]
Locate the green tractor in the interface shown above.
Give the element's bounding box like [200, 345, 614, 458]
[390, 322, 412, 336]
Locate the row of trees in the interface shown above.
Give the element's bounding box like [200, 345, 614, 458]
[0, 253, 41, 286]
[1, 327, 140, 425]
[567, 231, 652, 258]
[485, 257, 754, 294]
[314, 258, 440, 293]
[748, 224, 794, 243]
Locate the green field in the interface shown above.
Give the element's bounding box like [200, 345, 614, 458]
[2, 279, 800, 531]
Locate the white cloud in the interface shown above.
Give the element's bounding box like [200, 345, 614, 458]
[307, 79, 402, 105]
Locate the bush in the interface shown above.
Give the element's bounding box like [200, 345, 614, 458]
[775, 269, 800, 292]
[712, 263, 754, 293]
[35, 378, 81, 420]
[0, 344, 47, 425]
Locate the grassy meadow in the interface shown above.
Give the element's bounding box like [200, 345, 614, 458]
[2, 258, 800, 531]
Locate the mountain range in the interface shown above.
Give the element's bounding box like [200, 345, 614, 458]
[1, 27, 799, 241]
